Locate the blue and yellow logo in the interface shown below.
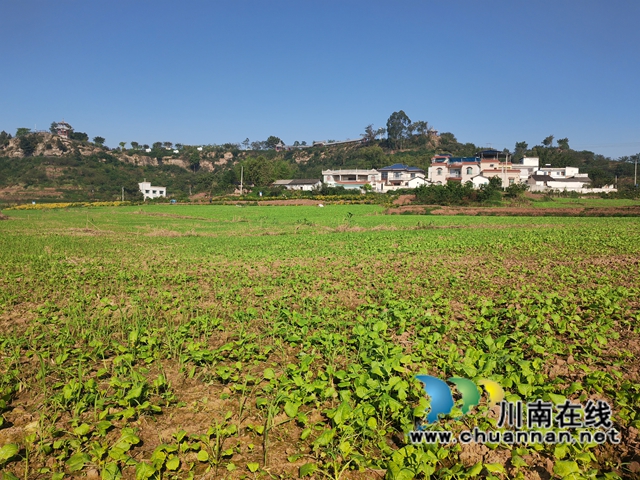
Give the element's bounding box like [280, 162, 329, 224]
[415, 375, 505, 423]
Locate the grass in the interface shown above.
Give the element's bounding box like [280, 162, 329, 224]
[0, 205, 638, 479]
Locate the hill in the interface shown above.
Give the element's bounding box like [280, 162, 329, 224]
[0, 128, 637, 204]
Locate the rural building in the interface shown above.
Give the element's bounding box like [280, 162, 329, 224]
[322, 168, 379, 190]
[55, 120, 72, 138]
[375, 164, 427, 192]
[138, 181, 166, 200]
[428, 152, 519, 188]
[272, 179, 322, 191]
[511, 157, 540, 181]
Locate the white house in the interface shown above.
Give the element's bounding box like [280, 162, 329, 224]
[322, 168, 379, 190]
[470, 174, 490, 188]
[375, 164, 427, 192]
[512, 157, 540, 181]
[428, 153, 519, 188]
[272, 179, 322, 191]
[139, 182, 166, 200]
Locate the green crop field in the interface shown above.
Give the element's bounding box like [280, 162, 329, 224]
[0, 205, 639, 479]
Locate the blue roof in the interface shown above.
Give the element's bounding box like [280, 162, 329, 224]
[378, 163, 424, 172]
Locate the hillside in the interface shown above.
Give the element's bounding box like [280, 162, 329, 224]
[0, 129, 637, 204]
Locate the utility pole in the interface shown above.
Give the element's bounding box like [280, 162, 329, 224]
[240, 166, 244, 195]
[635, 155, 638, 188]
[121, 186, 124, 202]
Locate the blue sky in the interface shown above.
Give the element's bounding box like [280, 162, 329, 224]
[2, 1, 639, 158]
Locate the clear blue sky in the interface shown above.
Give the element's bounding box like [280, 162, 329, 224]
[2, 1, 639, 158]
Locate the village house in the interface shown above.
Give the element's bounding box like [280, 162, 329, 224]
[271, 179, 322, 191]
[374, 163, 427, 192]
[322, 168, 379, 190]
[138, 181, 166, 200]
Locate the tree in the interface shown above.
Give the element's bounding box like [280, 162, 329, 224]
[514, 141, 528, 161]
[19, 134, 39, 156]
[557, 138, 569, 150]
[188, 150, 200, 173]
[16, 128, 32, 137]
[293, 140, 300, 147]
[301, 141, 307, 146]
[542, 135, 554, 147]
[130, 141, 140, 150]
[361, 124, 377, 143]
[242, 138, 250, 150]
[386, 111, 411, 149]
[70, 131, 89, 142]
[49, 122, 59, 134]
[265, 136, 283, 149]
[246, 155, 276, 186]
[119, 142, 127, 151]
[152, 142, 162, 150]
[93, 136, 105, 146]
[163, 141, 173, 149]
[0, 131, 12, 147]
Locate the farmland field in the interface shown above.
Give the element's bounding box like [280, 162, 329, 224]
[0, 204, 639, 479]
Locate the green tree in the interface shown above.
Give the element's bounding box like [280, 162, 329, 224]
[0, 131, 12, 147]
[93, 136, 105, 146]
[119, 142, 127, 151]
[386, 110, 411, 149]
[49, 122, 58, 134]
[265, 136, 283, 149]
[19, 134, 39, 156]
[361, 124, 377, 143]
[542, 135, 554, 147]
[16, 127, 32, 137]
[557, 138, 569, 150]
[243, 155, 275, 186]
[130, 141, 140, 150]
[70, 131, 89, 142]
[242, 138, 250, 150]
[514, 141, 528, 161]
[188, 150, 200, 173]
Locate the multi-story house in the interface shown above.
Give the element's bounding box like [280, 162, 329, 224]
[375, 163, 426, 192]
[429, 151, 521, 188]
[322, 168, 379, 190]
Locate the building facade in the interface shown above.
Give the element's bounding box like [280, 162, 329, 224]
[322, 169, 379, 190]
[138, 182, 166, 200]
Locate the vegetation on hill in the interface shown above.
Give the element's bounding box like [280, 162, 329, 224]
[0, 112, 638, 202]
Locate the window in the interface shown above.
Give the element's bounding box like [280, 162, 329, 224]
[490, 164, 495, 168]
[466, 167, 473, 175]
[394, 172, 401, 179]
[437, 168, 443, 175]
[509, 178, 515, 185]
[410, 173, 415, 178]
[152, 190, 157, 194]
[145, 190, 150, 194]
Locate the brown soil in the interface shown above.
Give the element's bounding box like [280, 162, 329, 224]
[385, 205, 640, 216]
[231, 199, 326, 206]
[393, 195, 415, 205]
[0, 186, 66, 200]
